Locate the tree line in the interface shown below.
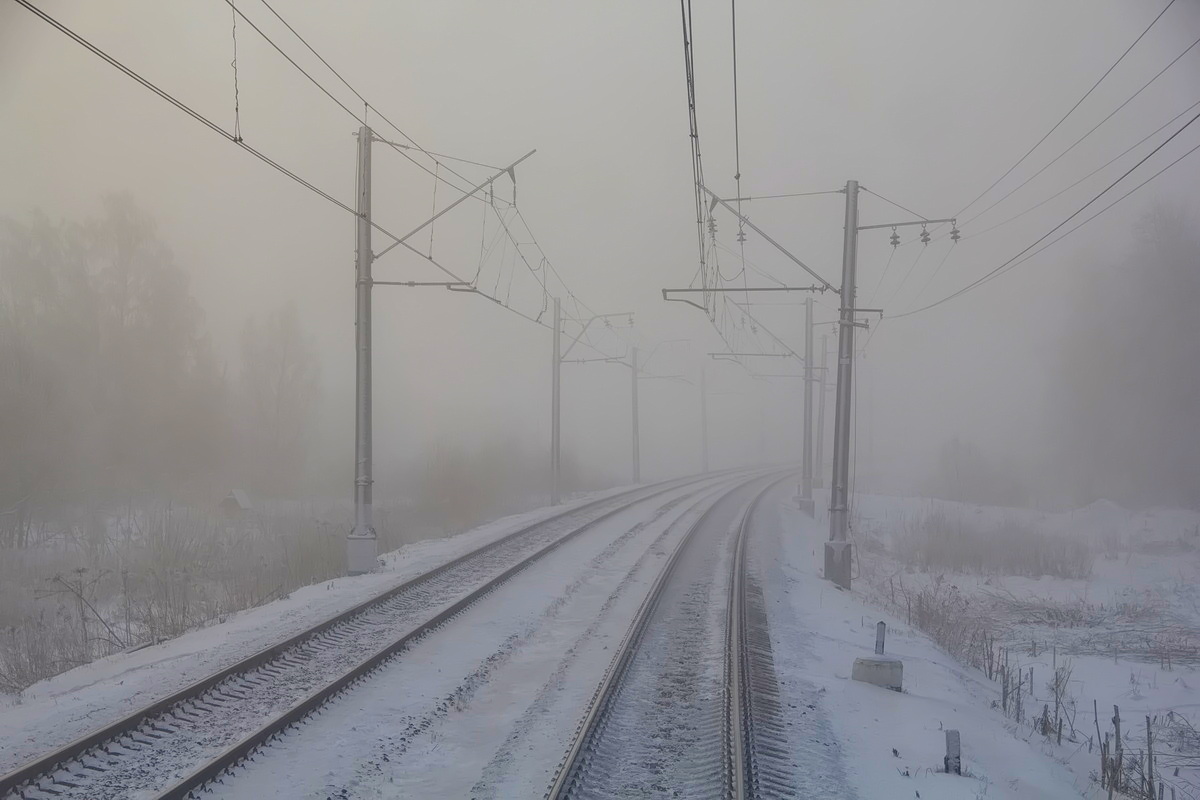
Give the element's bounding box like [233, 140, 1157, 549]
[0, 195, 321, 548]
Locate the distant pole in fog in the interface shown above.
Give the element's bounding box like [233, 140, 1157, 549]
[631, 345, 641, 483]
[800, 295, 815, 508]
[700, 362, 709, 473]
[551, 297, 562, 505]
[814, 334, 828, 489]
[347, 125, 378, 576]
[555, 309, 636, 500]
[826, 179, 859, 590]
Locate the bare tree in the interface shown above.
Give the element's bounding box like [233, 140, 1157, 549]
[238, 301, 321, 495]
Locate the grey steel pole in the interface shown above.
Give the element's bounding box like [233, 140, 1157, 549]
[826, 179, 859, 589]
[347, 125, 377, 575]
[814, 333, 828, 489]
[700, 362, 709, 473]
[551, 297, 562, 505]
[800, 295, 815, 511]
[631, 346, 641, 483]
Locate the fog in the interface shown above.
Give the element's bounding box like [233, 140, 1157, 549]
[3, 0, 1199, 527]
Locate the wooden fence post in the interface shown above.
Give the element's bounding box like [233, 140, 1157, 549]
[1113, 705, 1122, 792]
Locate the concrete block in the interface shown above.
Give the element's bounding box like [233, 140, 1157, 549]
[346, 533, 378, 575]
[852, 655, 903, 691]
[945, 729, 961, 774]
[824, 540, 852, 589]
[797, 497, 815, 517]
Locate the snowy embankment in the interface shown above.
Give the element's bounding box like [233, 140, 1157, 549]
[3, 479, 1195, 799]
[772, 490, 1199, 800]
[0, 487, 627, 775]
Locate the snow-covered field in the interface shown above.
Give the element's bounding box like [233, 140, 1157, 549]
[826, 491, 1200, 799]
[0, 486, 638, 776]
[3, 479, 1196, 799]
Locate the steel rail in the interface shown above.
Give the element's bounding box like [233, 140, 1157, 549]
[545, 471, 792, 799]
[155, 471, 761, 799]
[0, 468, 753, 799]
[727, 473, 794, 799]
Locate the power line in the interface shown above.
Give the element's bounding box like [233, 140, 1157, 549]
[223, 0, 489, 203]
[680, 0, 717, 313]
[14, 0, 606, 345]
[251, 0, 489, 195]
[717, 189, 842, 201]
[893, 106, 1200, 319]
[909, 242, 957, 307]
[861, 187, 930, 221]
[13, 0, 353, 212]
[956, 136, 1200, 306]
[961, 95, 1200, 242]
[950, 0, 1178, 220]
[880, 243, 927, 309]
[961, 29, 1200, 228]
[730, 0, 750, 307]
[866, 247, 896, 307]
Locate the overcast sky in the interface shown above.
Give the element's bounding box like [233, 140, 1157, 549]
[3, 1, 1198, 494]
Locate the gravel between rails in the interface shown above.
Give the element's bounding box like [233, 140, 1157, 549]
[548, 473, 791, 799]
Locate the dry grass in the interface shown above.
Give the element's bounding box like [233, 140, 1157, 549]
[892, 508, 1094, 580]
[0, 505, 344, 693]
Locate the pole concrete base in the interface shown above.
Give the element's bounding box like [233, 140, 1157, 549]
[346, 531, 378, 576]
[797, 497, 815, 517]
[824, 540, 852, 589]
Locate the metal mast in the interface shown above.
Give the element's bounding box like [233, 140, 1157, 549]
[347, 125, 377, 575]
[631, 345, 641, 483]
[815, 333, 828, 489]
[700, 362, 709, 473]
[826, 179, 859, 589]
[551, 297, 562, 505]
[799, 295, 815, 514]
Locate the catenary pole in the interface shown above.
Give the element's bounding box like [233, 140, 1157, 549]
[700, 362, 709, 473]
[551, 297, 562, 505]
[826, 179, 859, 589]
[815, 333, 828, 489]
[347, 126, 377, 575]
[631, 345, 641, 483]
[799, 295, 815, 513]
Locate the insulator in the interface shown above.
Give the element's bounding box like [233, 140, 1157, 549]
[920, 225, 930, 245]
[627, 315, 634, 326]
[889, 229, 900, 248]
[736, 228, 747, 243]
[950, 226, 961, 243]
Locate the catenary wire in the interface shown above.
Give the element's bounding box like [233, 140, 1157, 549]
[893, 107, 1200, 319]
[250, 0, 493, 196]
[961, 28, 1200, 228]
[861, 187, 930, 221]
[222, 0, 489, 204]
[949, 0, 1178, 220]
[960, 95, 1200, 242]
[12, 0, 619, 353]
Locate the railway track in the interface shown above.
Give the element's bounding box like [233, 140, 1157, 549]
[546, 472, 795, 799]
[0, 470, 757, 800]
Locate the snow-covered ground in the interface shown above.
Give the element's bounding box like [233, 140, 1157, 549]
[214, 476, 741, 799]
[4, 477, 1195, 799]
[799, 490, 1200, 800]
[0, 485, 638, 776]
[763, 490, 1088, 799]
